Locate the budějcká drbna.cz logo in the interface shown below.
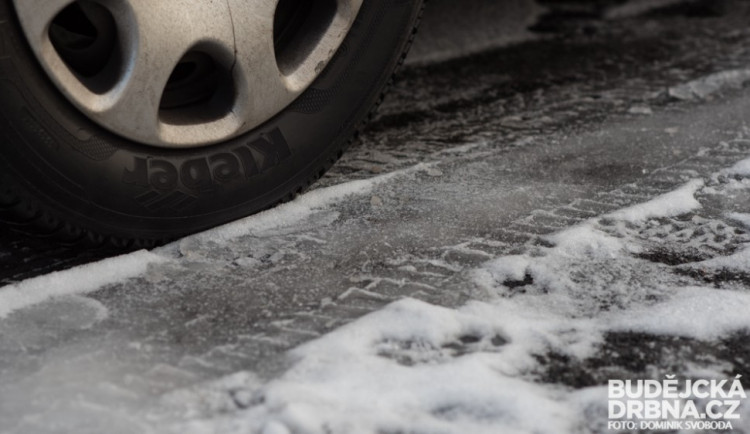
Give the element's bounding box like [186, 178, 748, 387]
[607, 375, 746, 431]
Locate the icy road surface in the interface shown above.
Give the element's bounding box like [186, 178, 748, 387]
[3, 1, 750, 433]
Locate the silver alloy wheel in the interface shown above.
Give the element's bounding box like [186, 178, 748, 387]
[12, 0, 362, 148]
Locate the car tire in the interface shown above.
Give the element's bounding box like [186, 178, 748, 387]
[0, 0, 423, 247]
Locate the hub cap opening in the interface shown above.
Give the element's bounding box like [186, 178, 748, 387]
[159, 50, 235, 126]
[274, 0, 338, 75]
[48, 0, 119, 94]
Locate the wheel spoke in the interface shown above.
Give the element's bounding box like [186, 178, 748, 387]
[227, 0, 291, 129]
[228, 0, 363, 131]
[13, 0, 74, 41]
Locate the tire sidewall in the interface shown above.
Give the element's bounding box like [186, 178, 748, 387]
[0, 0, 420, 240]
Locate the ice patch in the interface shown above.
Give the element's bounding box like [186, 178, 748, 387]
[0, 250, 166, 319]
[12, 295, 110, 331]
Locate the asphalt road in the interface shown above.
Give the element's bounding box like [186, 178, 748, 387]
[2, 0, 750, 432]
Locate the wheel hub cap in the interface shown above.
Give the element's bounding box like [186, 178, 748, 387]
[12, 0, 363, 148]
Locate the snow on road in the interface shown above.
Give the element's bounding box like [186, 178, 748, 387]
[5, 132, 750, 433]
[4, 86, 750, 434]
[153, 152, 750, 434]
[4, 4, 750, 431]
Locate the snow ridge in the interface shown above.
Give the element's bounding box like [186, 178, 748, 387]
[0, 250, 167, 319]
